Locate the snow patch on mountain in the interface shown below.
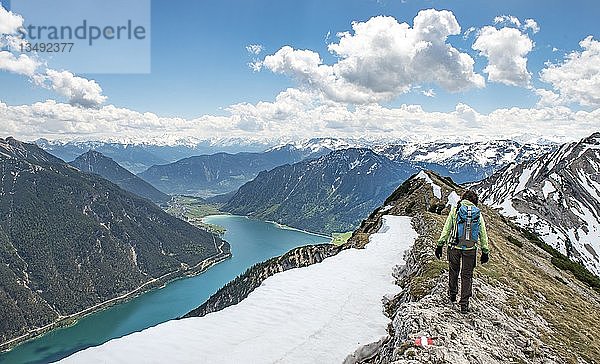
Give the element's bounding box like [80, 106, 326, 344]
[476, 133, 600, 276]
[447, 191, 460, 207]
[417, 171, 442, 199]
[542, 181, 555, 199]
[61, 215, 417, 364]
[376, 140, 554, 183]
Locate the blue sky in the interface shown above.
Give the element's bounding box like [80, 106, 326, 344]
[0, 0, 599, 142]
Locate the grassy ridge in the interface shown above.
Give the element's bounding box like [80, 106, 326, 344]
[516, 226, 600, 291]
[372, 171, 600, 362]
[331, 232, 352, 246]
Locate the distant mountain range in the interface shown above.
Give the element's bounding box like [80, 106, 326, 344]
[475, 132, 600, 276]
[0, 137, 229, 347]
[223, 148, 414, 234]
[38, 138, 553, 196]
[376, 140, 555, 183]
[137, 146, 319, 197]
[219, 140, 553, 234]
[34, 136, 558, 240]
[35, 138, 281, 174]
[69, 151, 171, 205]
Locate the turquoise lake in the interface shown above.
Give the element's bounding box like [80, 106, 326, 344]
[0, 215, 330, 364]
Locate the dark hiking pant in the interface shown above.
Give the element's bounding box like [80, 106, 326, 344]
[448, 247, 476, 306]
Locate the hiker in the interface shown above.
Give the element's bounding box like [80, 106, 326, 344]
[435, 190, 489, 314]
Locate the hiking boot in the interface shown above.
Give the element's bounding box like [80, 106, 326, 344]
[449, 294, 456, 303]
[460, 304, 469, 314]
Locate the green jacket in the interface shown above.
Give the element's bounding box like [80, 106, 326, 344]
[437, 200, 490, 253]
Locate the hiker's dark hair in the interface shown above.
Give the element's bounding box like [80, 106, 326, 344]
[456, 190, 479, 210]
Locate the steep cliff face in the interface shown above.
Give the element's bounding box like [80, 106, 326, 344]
[345, 172, 600, 363]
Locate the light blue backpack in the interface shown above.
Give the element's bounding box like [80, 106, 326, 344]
[453, 205, 481, 248]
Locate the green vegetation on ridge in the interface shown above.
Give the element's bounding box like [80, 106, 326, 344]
[331, 232, 352, 246]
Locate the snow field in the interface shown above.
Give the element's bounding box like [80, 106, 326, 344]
[61, 215, 417, 364]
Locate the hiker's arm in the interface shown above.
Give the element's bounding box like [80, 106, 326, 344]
[479, 215, 490, 253]
[437, 208, 454, 247]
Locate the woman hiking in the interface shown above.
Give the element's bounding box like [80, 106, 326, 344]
[435, 190, 490, 314]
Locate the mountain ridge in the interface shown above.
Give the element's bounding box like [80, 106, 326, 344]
[347, 171, 600, 363]
[69, 150, 170, 205]
[223, 148, 414, 234]
[38, 138, 554, 187]
[376, 139, 554, 183]
[83, 170, 600, 363]
[475, 131, 600, 276]
[137, 147, 310, 197]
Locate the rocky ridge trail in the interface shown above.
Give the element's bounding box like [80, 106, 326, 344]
[344, 171, 600, 364]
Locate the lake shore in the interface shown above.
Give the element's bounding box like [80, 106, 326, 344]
[1, 215, 331, 364]
[0, 246, 232, 353]
[203, 214, 333, 241]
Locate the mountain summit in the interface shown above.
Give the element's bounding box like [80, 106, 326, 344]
[344, 171, 600, 363]
[70, 150, 170, 205]
[1, 136, 64, 164]
[376, 139, 554, 183]
[224, 148, 414, 234]
[137, 147, 305, 197]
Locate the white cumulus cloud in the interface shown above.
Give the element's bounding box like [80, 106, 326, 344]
[493, 15, 521, 28]
[539, 36, 600, 107]
[0, 52, 39, 76]
[0, 4, 107, 108]
[35, 70, 107, 107]
[0, 4, 40, 75]
[524, 19, 539, 33]
[0, 5, 22, 34]
[492, 15, 539, 34]
[261, 10, 484, 104]
[463, 26, 476, 39]
[2, 88, 595, 144]
[473, 26, 533, 87]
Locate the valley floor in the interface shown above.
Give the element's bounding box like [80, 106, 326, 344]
[60, 216, 417, 363]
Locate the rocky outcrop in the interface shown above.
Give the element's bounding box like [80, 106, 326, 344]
[183, 244, 341, 318]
